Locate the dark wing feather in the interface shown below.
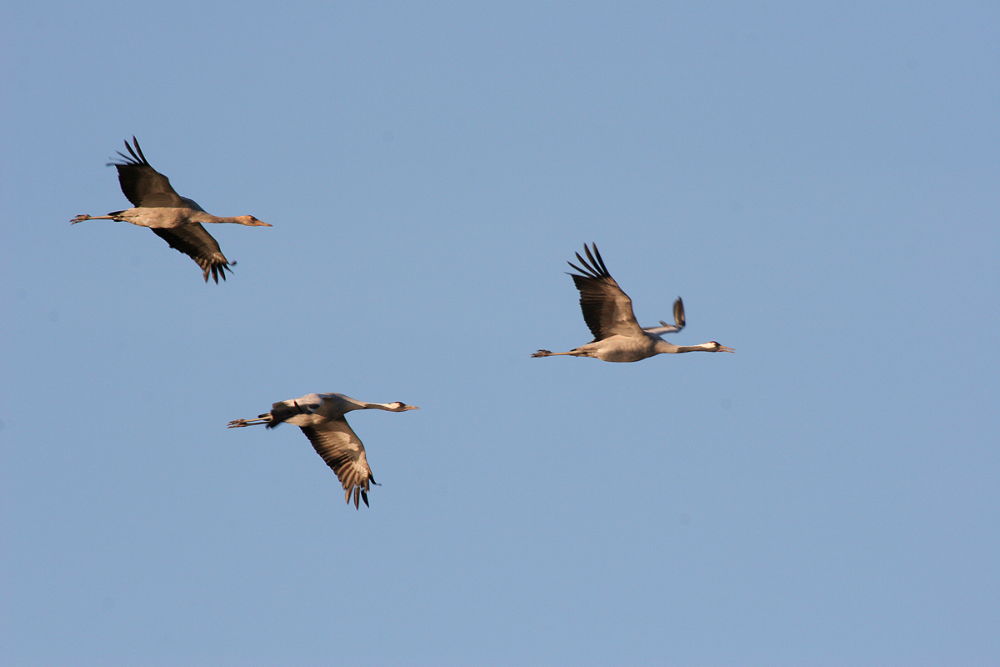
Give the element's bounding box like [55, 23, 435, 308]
[150, 225, 233, 283]
[301, 419, 376, 509]
[110, 137, 186, 207]
[566, 243, 643, 339]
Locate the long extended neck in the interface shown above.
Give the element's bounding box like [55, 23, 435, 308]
[654, 340, 720, 354]
[188, 212, 242, 224]
[362, 401, 417, 413]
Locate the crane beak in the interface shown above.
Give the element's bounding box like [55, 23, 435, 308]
[401, 405, 420, 411]
[718, 345, 735, 353]
[253, 221, 273, 227]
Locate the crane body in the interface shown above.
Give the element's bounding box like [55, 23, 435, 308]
[532, 243, 733, 363]
[227, 393, 418, 509]
[71, 137, 271, 282]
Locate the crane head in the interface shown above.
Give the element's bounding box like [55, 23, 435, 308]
[710, 341, 735, 353]
[389, 402, 419, 411]
[238, 215, 272, 227]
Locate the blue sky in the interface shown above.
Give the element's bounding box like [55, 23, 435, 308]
[3, 2, 999, 665]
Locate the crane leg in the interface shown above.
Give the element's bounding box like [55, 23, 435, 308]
[531, 349, 585, 358]
[226, 416, 271, 428]
[70, 214, 117, 224]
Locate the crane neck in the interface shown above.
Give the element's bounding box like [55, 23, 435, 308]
[188, 212, 237, 224]
[654, 340, 718, 354]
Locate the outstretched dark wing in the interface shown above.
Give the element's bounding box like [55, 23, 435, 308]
[566, 243, 643, 340]
[150, 225, 233, 283]
[111, 137, 186, 207]
[300, 419, 376, 509]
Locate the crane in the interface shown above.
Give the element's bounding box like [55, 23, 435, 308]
[532, 243, 734, 362]
[71, 137, 271, 282]
[227, 393, 419, 509]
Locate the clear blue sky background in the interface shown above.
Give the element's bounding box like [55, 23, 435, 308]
[3, 2, 998, 665]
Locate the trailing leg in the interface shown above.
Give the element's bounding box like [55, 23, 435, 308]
[226, 415, 271, 428]
[70, 214, 118, 224]
[531, 349, 584, 358]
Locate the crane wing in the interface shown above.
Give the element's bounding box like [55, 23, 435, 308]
[567, 243, 644, 340]
[300, 419, 376, 509]
[111, 137, 186, 208]
[150, 224, 233, 283]
[642, 297, 686, 335]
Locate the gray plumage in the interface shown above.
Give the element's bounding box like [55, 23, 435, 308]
[227, 393, 418, 509]
[71, 137, 271, 282]
[532, 243, 733, 362]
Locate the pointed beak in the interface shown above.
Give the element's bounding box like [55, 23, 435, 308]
[402, 405, 420, 411]
[255, 221, 273, 227]
[719, 345, 735, 353]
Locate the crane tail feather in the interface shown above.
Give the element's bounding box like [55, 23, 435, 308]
[267, 400, 313, 427]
